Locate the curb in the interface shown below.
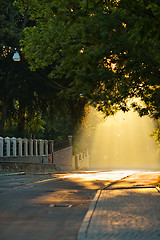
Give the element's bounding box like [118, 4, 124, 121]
[156, 186, 160, 193]
[77, 180, 119, 240]
[78, 189, 101, 240]
[77, 173, 137, 240]
[0, 172, 26, 176]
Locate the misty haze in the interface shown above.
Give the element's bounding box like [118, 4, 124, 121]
[80, 108, 160, 170]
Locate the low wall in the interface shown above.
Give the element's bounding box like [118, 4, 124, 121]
[0, 136, 73, 171]
[0, 162, 57, 173]
[53, 147, 73, 170]
[0, 136, 90, 172]
[72, 151, 89, 170]
[0, 155, 48, 164]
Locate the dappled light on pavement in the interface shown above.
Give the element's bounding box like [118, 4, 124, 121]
[58, 171, 137, 189]
[86, 188, 160, 240]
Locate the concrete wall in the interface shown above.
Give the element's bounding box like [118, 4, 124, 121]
[0, 162, 57, 173]
[0, 136, 73, 171]
[0, 136, 91, 172]
[0, 155, 48, 164]
[53, 147, 73, 170]
[72, 151, 89, 170]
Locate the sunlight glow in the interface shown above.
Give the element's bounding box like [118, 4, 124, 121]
[90, 109, 160, 169]
[61, 171, 136, 181]
[78, 105, 160, 170]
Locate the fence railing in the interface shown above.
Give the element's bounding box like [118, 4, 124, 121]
[54, 140, 70, 152]
[0, 136, 90, 170]
[72, 150, 89, 170]
[0, 136, 72, 158]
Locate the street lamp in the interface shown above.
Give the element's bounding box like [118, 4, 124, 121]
[2, 46, 21, 61]
[13, 51, 20, 62]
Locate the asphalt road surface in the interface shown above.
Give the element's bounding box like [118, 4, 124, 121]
[0, 170, 154, 240]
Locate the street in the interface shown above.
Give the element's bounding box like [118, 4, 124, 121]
[0, 170, 159, 240]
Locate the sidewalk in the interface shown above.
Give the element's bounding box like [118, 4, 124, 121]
[78, 172, 160, 240]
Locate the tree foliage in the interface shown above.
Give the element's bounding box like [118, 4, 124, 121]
[14, 0, 160, 120]
[150, 119, 160, 149]
[0, 0, 87, 138]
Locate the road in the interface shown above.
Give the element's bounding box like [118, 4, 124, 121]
[0, 170, 158, 240]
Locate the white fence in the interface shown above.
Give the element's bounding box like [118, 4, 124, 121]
[0, 137, 54, 157]
[0, 136, 75, 170]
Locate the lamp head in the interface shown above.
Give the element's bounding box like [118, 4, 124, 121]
[13, 51, 20, 61]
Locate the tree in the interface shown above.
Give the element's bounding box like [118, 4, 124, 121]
[14, 0, 160, 117]
[0, 0, 86, 138]
[150, 119, 160, 149]
[14, 0, 160, 146]
[0, 0, 26, 135]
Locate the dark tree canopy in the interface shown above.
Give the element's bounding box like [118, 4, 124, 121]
[1, 0, 160, 144]
[14, 0, 160, 119]
[0, 0, 86, 138]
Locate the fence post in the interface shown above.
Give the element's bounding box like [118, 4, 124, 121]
[5, 137, 10, 157]
[33, 139, 38, 156]
[0, 137, 3, 157]
[11, 137, 17, 156]
[17, 138, 22, 157]
[48, 140, 54, 164]
[23, 138, 28, 156]
[68, 135, 72, 146]
[17, 138, 22, 156]
[44, 140, 48, 155]
[29, 139, 33, 156]
[86, 149, 89, 156]
[38, 139, 44, 156]
[75, 154, 79, 169]
[48, 140, 54, 154]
